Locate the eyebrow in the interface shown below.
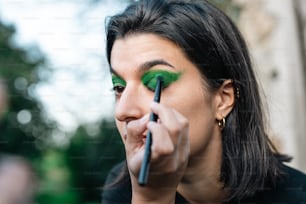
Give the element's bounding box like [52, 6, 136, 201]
[139, 59, 174, 72]
[110, 59, 175, 77]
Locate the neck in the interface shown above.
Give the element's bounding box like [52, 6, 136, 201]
[177, 132, 228, 203]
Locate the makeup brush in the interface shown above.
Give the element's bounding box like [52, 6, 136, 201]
[138, 75, 163, 186]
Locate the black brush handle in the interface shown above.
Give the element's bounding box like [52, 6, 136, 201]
[138, 76, 163, 186]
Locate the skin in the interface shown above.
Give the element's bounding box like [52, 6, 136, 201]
[112, 68, 182, 93]
[141, 70, 182, 91]
[110, 33, 235, 204]
[112, 74, 126, 90]
[0, 161, 35, 204]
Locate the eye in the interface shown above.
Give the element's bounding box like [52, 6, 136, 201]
[141, 70, 182, 91]
[112, 85, 125, 96]
[143, 77, 160, 91]
[111, 74, 126, 97]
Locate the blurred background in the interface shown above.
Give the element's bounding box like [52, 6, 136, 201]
[0, 0, 305, 203]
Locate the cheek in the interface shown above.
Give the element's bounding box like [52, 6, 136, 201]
[188, 108, 216, 155]
[169, 87, 217, 155]
[187, 94, 215, 134]
[115, 120, 126, 141]
[167, 84, 213, 122]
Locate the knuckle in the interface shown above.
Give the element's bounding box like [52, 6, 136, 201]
[168, 126, 181, 136]
[153, 143, 175, 157]
[179, 118, 189, 129]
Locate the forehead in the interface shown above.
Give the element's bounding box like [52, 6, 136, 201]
[110, 34, 186, 71]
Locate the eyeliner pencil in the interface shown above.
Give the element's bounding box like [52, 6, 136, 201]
[138, 75, 163, 186]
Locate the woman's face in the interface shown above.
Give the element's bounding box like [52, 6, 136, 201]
[110, 34, 221, 157]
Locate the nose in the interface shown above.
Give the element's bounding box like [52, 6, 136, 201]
[115, 85, 148, 123]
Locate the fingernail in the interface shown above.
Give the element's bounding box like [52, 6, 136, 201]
[147, 121, 154, 129]
[140, 114, 149, 124]
[150, 101, 158, 108]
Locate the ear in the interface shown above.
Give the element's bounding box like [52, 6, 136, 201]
[214, 80, 235, 120]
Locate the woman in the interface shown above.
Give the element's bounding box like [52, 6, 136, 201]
[102, 0, 306, 203]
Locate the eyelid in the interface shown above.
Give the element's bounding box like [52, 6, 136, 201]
[111, 74, 126, 86]
[141, 70, 182, 90]
[111, 74, 126, 98]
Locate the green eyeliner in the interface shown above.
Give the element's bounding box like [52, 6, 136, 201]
[111, 74, 126, 86]
[141, 70, 181, 90]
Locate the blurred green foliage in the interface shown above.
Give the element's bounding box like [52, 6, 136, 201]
[0, 21, 49, 159]
[0, 19, 125, 203]
[0, 0, 239, 203]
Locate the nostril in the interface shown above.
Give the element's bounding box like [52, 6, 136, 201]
[114, 87, 148, 122]
[115, 105, 144, 122]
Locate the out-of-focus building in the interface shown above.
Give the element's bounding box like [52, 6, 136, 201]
[235, 0, 306, 171]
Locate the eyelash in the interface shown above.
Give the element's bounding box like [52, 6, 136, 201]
[112, 78, 168, 95]
[112, 85, 125, 96]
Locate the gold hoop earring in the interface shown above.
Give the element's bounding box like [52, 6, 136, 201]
[217, 117, 226, 129]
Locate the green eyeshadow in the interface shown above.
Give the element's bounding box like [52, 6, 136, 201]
[111, 74, 126, 87]
[141, 70, 182, 90]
